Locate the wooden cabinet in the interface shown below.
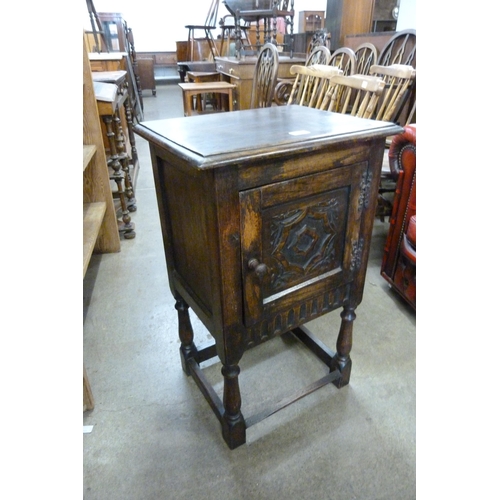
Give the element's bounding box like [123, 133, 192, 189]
[97, 12, 127, 52]
[136, 58, 156, 96]
[326, 0, 376, 49]
[214, 55, 305, 110]
[135, 106, 402, 448]
[298, 11, 325, 32]
[83, 39, 120, 410]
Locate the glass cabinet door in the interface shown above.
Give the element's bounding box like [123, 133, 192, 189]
[102, 21, 121, 51]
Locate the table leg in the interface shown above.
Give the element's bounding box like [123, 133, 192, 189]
[330, 306, 355, 388]
[221, 363, 246, 449]
[182, 91, 194, 117]
[175, 297, 198, 374]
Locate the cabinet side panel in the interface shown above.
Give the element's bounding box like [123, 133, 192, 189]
[156, 157, 215, 319]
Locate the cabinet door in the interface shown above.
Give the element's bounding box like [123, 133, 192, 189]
[240, 163, 370, 326]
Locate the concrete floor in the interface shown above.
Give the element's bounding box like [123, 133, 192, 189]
[83, 82, 416, 499]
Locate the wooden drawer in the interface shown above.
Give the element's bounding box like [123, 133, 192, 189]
[216, 56, 305, 81]
[215, 58, 255, 80]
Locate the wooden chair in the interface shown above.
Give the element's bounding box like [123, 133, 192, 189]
[365, 63, 416, 221]
[219, 14, 251, 56]
[377, 29, 416, 68]
[287, 64, 343, 108]
[368, 64, 416, 123]
[376, 29, 416, 125]
[226, 0, 295, 57]
[354, 43, 378, 75]
[307, 29, 331, 54]
[322, 47, 357, 115]
[250, 42, 280, 108]
[318, 74, 386, 118]
[185, 0, 221, 61]
[306, 45, 331, 65]
[328, 47, 357, 76]
[274, 45, 330, 105]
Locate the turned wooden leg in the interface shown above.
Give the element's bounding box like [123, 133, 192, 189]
[115, 109, 137, 213]
[331, 306, 356, 388]
[221, 363, 246, 449]
[104, 115, 135, 239]
[175, 297, 198, 375]
[123, 97, 139, 175]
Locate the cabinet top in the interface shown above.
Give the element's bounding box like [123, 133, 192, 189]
[135, 106, 402, 168]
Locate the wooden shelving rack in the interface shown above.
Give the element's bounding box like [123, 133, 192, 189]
[83, 37, 121, 411]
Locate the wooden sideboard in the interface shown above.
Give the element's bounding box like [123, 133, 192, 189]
[135, 106, 402, 449]
[215, 54, 306, 110]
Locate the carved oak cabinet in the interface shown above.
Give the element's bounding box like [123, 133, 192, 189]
[135, 106, 402, 449]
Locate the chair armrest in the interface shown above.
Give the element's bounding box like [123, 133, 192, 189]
[388, 124, 416, 180]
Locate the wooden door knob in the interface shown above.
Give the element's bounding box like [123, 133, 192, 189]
[248, 258, 268, 279]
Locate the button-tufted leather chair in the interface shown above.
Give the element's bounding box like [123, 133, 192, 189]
[380, 124, 416, 309]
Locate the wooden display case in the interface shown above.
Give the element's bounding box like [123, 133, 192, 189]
[298, 11, 325, 32]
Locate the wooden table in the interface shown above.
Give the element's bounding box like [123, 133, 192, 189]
[178, 81, 236, 117]
[135, 106, 402, 449]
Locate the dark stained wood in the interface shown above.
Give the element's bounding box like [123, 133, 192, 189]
[135, 105, 402, 449]
[215, 55, 306, 110]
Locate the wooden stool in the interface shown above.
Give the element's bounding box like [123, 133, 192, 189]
[186, 71, 220, 112]
[179, 82, 236, 116]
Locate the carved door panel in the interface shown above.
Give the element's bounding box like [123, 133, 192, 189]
[240, 162, 370, 326]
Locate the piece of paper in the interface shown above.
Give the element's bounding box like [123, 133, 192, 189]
[83, 425, 94, 434]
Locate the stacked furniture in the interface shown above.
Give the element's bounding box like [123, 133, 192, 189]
[93, 71, 138, 238]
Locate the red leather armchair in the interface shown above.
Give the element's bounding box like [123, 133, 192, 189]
[380, 124, 416, 309]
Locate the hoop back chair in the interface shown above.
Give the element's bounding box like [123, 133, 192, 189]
[306, 45, 331, 66]
[377, 29, 416, 125]
[319, 74, 386, 118]
[377, 29, 416, 68]
[287, 64, 343, 108]
[354, 43, 378, 75]
[328, 47, 357, 76]
[274, 45, 330, 105]
[368, 64, 416, 123]
[250, 43, 280, 108]
[307, 29, 331, 54]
